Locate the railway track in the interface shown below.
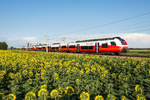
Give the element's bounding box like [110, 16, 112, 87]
[56, 51, 150, 59]
[23, 50, 150, 59]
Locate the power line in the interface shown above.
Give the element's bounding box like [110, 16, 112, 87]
[69, 11, 150, 34]
[124, 20, 150, 27]
[127, 27, 150, 33]
[119, 23, 150, 31]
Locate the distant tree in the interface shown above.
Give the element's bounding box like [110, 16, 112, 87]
[0, 42, 8, 50]
[10, 46, 15, 50]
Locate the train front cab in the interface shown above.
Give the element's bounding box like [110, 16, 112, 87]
[121, 39, 128, 53]
[114, 37, 128, 53]
[98, 39, 128, 55]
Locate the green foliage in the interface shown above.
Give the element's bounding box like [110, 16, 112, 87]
[0, 50, 150, 100]
[0, 42, 8, 50]
[126, 48, 150, 56]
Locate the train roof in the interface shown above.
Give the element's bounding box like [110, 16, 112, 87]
[75, 37, 123, 43]
[52, 43, 60, 45]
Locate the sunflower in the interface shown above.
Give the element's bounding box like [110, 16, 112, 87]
[8, 93, 16, 100]
[94, 95, 104, 100]
[22, 70, 28, 77]
[134, 68, 137, 72]
[0, 70, 6, 76]
[121, 96, 128, 100]
[38, 89, 48, 97]
[109, 66, 112, 70]
[80, 69, 84, 74]
[53, 72, 59, 80]
[25, 91, 36, 100]
[75, 78, 80, 85]
[50, 89, 59, 98]
[41, 73, 45, 80]
[27, 79, 32, 85]
[15, 72, 22, 79]
[35, 73, 40, 78]
[9, 73, 15, 79]
[136, 94, 146, 100]
[28, 71, 33, 78]
[41, 84, 47, 89]
[58, 87, 65, 98]
[41, 69, 46, 74]
[107, 94, 116, 100]
[65, 86, 74, 95]
[80, 91, 90, 100]
[135, 84, 140, 92]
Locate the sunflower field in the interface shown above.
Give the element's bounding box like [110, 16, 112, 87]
[0, 50, 150, 100]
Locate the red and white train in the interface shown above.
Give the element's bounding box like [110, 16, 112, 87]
[22, 37, 128, 55]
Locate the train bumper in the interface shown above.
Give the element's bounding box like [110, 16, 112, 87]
[121, 47, 128, 53]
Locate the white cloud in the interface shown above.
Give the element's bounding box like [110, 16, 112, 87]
[121, 33, 150, 48]
[23, 37, 37, 41]
[0, 35, 38, 48]
[0, 35, 37, 42]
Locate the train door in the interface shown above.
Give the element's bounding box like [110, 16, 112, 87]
[95, 42, 99, 53]
[77, 44, 80, 52]
[59, 46, 61, 52]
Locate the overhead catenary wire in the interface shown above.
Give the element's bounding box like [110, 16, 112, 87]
[118, 23, 150, 32]
[68, 11, 150, 34]
[126, 27, 150, 33]
[123, 20, 150, 27]
[25, 11, 150, 47]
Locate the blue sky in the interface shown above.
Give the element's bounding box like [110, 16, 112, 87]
[0, 0, 150, 48]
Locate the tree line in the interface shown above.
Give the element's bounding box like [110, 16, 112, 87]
[0, 42, 8, 50]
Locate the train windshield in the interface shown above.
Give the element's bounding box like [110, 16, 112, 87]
[114, 37, 126, 45]
[120, 39, 126, 45]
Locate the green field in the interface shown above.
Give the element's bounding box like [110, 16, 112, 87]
[125, 48, 150, 56]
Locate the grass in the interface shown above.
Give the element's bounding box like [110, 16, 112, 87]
[126, 48, 150, 56]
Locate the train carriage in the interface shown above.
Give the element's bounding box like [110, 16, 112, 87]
[22, 36, 128, 55]
[68, 42, 77, 52]
[41, 46, 46, 51]
[60, 43, 68, 52]
[75, 37, 128, 54]
[51, 43, 60, 52]
[76, 41, 96, 53]
[34, 45, 43, 51]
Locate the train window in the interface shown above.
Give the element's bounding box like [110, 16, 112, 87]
[69, 45, 75, 48]
[81, 46, 93, 49]
[61, 46, 67, 48]
[116, 37, 126, 45]
[52, 47, 58, 49]
[111, 42, 116, 46]
[88, 46, 93, 49]
[102, 43, 108, 48]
